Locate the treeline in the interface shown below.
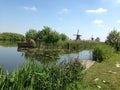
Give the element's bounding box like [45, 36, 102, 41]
[0, 26, 100, 50]
[25, 26, 68, 45]
[0, 32, 25, 41]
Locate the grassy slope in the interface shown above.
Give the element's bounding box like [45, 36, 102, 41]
[81, 54, 120, 90]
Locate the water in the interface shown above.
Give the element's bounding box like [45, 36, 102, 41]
[0, 44, 93, 72]
[57, 50, 93, 64]
[0, 46, 25, 71]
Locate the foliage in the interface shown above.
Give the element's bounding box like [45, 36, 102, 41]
[105, 30, 120, 51]
[38, 26, 51, 41]
[0, 61, 84, 90]
[60, 33, 68, 41]
[95, 37, 100, 42]
[44, 31, 60, 45]
[60, 40, 98, 51]
[0, 32, 25, 41]
[25, 29, 38, 41]
[93, 44, 114, 62]
[28, 26, 68, 47]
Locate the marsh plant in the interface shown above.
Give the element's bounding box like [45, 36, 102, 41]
[93, 44, 115, 62]
[0, 60, 84, 90]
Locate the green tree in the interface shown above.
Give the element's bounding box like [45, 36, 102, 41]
[42, 26, 51, 35]
[60, 33, 68, 41]
[36, 26, 51, 42]
[95, 37, 100, 42]
[105, 30, 120, 51]
[36, 30, 44, 40]
[0, 32, 25, 41]
[44, 31, 60, 45]
[25, 29, 38, 41]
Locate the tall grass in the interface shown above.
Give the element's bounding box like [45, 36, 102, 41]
[93, 44, 115, 62]
[0, 60, 84, 90]
[36, 40, 99, 51]
[59, 40, 98, 51]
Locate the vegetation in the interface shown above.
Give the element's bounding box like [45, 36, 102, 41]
[0, 61, 84, 90]
[1, 27, 120, 89]
[0, 32, 25, 41]
[105, 30, 120, 51]
[26, 26, 68, 45]
[25, 29, 38, 41]
[25, 26, 99, 51]
[93, 44, 115, 62]
[60, 40, 99, 51]
[60, 33, 68, 42]
[81, 54, 120, 90]
[95, 37, 100, 42]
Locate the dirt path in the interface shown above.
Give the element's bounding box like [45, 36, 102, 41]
[80, 60, 95, 70]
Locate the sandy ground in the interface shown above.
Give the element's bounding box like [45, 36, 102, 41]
[80, 60, 95, 70]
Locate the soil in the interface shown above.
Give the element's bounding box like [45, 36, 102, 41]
[80, 60, 95, 70]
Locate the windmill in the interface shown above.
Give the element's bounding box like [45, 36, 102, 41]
[73, 29, 82, 40]
[91, 35, 94, 41]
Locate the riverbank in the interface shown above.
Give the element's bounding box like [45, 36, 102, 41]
[80, 60, 95, 70]
[78, 54, 120, 90]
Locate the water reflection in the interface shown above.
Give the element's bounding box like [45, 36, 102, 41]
[0, 41, 17, 47]
[18, 49, 93, 65]
[18, 49, 60, 64]
[57, 50, 93, 64]
[0, 41, 93, 72]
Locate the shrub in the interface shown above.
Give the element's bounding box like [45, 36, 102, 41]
[105, 30, 120, 52]
[93, 44, 114, 62]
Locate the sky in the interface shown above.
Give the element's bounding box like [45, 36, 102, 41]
[0, 0, 120, 41]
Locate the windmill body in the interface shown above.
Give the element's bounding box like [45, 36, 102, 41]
[73, 30, 82, 40]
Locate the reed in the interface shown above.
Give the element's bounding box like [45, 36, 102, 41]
[0, 60, 84, 90]
[93, 44, 115, 62]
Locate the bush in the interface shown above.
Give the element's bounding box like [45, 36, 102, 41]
[93, 44, 114, 62]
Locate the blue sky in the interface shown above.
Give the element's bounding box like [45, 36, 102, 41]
[0, 0, 120, 41]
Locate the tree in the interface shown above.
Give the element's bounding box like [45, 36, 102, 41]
[42, 26, 51, 35]
[36, 26, 60, 45]
[95, 37, 100, 42]
[60, 33, 68, 41]
[0, 32, 25, 41]
[46, 31, 60, 45]
[36, 30, 44, 41]
[25, 29, 38, 41]
[105, 30, 120, 51]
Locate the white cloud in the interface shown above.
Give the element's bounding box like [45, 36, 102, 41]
[93, 20, 104, 25]
[85, 8, 107, 13]
[58, 8, 69, 14]
[24, 6, 37, 11]
[117, 20, 120, 23]
[116, 0, 120, 3]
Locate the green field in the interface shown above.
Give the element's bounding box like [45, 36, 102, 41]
[73, 54, 120, 90]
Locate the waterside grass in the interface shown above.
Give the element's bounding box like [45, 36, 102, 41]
[0, 60, 84, 90]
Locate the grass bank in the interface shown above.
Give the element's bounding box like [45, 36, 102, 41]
[80, 54, 120, 90]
